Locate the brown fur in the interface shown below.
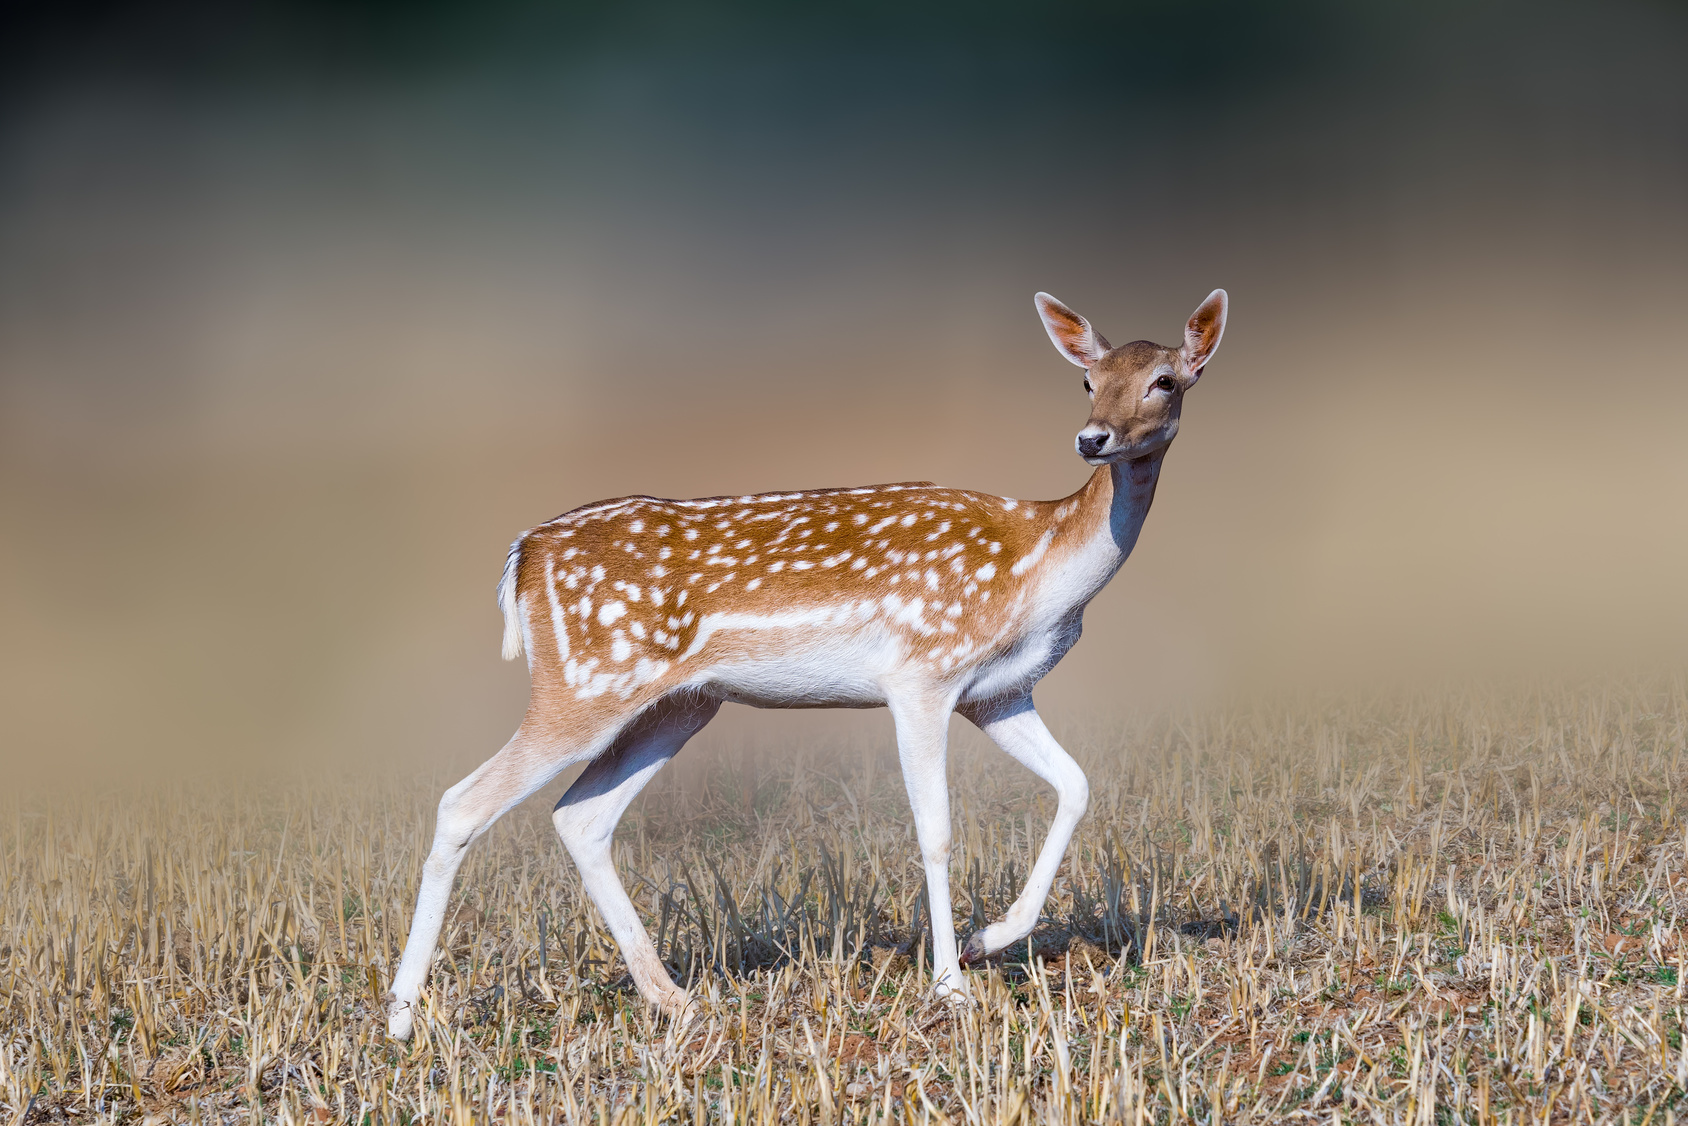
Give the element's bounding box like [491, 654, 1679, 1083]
[509, 476, 1107, 725]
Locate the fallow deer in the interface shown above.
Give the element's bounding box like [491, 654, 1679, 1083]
[387, 289, 1228, 1038]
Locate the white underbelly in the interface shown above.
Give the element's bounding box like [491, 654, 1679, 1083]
[960, 616, 1082, 704]
[703, 637, 898, 709]
[696, 611, 1083, 710]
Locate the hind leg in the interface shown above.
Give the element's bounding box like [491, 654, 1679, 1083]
[552, 694, 721, 1015]
[387, 723, 610, 1040]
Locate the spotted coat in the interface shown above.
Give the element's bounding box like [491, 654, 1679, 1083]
[501, 468, 1154, 719]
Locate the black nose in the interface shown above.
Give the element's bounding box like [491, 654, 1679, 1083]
[1077, 433, 1109, 457]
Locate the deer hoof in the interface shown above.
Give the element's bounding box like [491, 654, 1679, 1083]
[386, 995, 415, 1041]
[651, 988, 693, 1019]
[933, 976, 973, 1007]
[958, 933, 990, 967]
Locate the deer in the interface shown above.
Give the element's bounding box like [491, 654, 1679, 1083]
[386, 288, 1228, 1039]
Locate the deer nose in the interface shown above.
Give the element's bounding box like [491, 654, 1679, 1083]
[1076, 430, 1111, 458]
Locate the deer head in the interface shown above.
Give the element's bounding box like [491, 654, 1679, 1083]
[1035, 289, 1227, 466]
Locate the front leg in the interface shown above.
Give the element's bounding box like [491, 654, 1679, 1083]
[885, 691, 968, 1001]
[956, 697, 1090, 964]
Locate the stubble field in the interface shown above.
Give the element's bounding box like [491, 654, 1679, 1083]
[4, 680, 1688, 1125]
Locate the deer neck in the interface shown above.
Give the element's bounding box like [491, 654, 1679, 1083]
[1036, 451, 1164, 612]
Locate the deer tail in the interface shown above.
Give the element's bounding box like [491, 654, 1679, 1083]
[498, 535, 526, 662]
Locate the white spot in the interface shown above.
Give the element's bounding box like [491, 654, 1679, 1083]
[598, 601, 627, 626]
[1010, 530, 1055, 576]
[900, 513, 917, 526]
[746, 577, 762, 590]
[611, 635, 632, 662]
[976, 563, 997, 581]
[544, 559, 570, 663]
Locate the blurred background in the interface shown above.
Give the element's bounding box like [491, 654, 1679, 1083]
[2, 0, 1686, 785]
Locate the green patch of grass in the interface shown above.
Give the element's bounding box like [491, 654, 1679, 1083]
[1376, 975, 1415, 997]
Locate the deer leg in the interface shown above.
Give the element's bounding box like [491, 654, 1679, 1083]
[956, 697, 1090, 965]
[887, 691, 968, 1001]
[388, 727, 602, 1039]
[552, 694, 721, 1016]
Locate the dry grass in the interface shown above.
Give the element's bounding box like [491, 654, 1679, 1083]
[5, 679, 1688, 1124]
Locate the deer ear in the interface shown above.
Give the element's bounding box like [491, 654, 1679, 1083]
[1180, 289, 1227, 382]
[1035, 292, 1111, 369]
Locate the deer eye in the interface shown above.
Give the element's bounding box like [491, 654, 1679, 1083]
[1154, 375, 1178, 392]
[1083, 377, 1092, 393]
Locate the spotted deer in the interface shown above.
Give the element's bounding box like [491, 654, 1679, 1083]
[387, 288, 1228, 1037]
